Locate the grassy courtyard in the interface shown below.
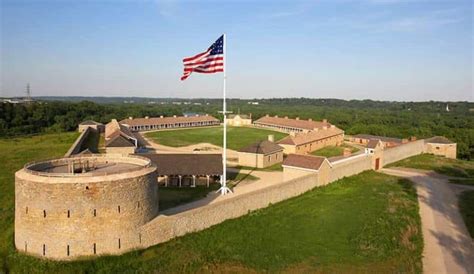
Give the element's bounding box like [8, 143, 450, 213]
[145, 126, 287, 151]
[311, 143, 360, 158]
[388, 154, 474, 184]
[1, 132, 423, 274]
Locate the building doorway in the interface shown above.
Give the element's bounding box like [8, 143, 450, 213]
[375, 158, 380, 170]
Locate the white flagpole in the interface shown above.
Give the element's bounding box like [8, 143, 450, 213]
[219, 33, 232, 195]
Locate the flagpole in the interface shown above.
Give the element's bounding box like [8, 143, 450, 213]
[219, 33, 232, 195]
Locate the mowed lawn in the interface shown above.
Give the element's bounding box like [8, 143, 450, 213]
[3, 133, 423, 274]
[311, 143, 360, 158]
[388, 154, 474, 185]
[0, 132, 79, 270]
[145, 126, 287, 150]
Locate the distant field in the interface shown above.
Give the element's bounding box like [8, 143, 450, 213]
[5, 171, 422, 273]
[388, 154, 474, 179]
[145, 126, 287, 151]
[311, 144, 360, 158]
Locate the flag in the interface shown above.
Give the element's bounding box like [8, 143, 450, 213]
[181, 35, 224, 81]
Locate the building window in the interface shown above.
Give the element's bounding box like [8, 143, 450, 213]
[67, 245, 70, 256]
[43, 244, 46, 256]
[436, 146, 440, 150]
[118, 238, 121, 249]
[93, 243, 96, 254]
[118, 206, 121, 213]
[86, 186, 89, 190]
[43, 210, 46, 218]
[67, 210, 70, 218]
[94, 209, 96, 217]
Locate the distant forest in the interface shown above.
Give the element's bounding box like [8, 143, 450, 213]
[1, 98, 473, 160]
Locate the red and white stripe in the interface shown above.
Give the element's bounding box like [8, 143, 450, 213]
[181, 49, 224, 80]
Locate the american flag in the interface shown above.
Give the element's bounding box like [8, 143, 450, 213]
[181, 35, 224, 81]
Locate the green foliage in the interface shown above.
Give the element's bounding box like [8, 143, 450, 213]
[145, 126, 287, 151]
[459, 190, 474, 238]
[2, 98, 473, 159]
[388, 154, 474, 178]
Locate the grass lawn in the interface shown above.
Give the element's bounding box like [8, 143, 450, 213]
[388, 153, 474, 179]
[145, 126, 287, 151]
[159, 185, 219, 211]
[0, 132, 80, 269]
[311, 143, 360, 158]
[458, 190, 474, 239]
[4, 166, 423, 273]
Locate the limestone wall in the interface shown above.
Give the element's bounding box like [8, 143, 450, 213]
[15, 157, 158, 260]
[329, 154, 373, 182]
[425, 143, 457, 159]
[140, 173, 319, 248]
[382, 139, 425, 165]
[64, 127, 93, 157]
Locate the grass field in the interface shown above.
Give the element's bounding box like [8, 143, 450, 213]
[388, 154, 474, 179]
[3, 135, 423, 274]
[145, 126, 287, 151]
[0, 132, 80, 269]
[311, 143, 360, 158]
[459, 190, 474, 239]
[159, 185, 219, 211]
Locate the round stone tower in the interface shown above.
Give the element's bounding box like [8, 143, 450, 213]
[15, 155, 158, 260]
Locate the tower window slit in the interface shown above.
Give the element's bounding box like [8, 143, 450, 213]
[26, 207, 28, 214]
[93, 243, 96, 254]
[67, 245, 70, 256]
[43, 244, 46, 256]
[43, 210, 46, 218]
[93, 209, 96, 217]
[67, 210, 70, 218]
[25, 242, 27, 252]
[118, 238, 121, 249]
[118, 205, 121, 213]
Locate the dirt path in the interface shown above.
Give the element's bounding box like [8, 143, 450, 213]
[381, 168, 474, 274]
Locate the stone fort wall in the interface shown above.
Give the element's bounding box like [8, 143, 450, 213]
[15, 156, 158, 260]
[383, 139, 425, 165]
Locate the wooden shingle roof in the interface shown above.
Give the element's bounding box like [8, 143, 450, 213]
[239, 140, 283, 154]
[142, 154, 223, 175]
[282, 154, 328, 171]
[254, 116, 330, 131]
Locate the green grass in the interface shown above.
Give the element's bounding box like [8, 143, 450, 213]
[145, 126, 287, 151]
[0, 132, 80, 270]
[4, 168, 423, 273]
[458, 190, 474, 238]
[388, 153, 474, 178]
[449, 178, 474, 186]
[311, 143, 360, 158]
[159, 185, 219, 211]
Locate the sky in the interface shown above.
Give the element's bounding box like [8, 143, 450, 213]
[1, 0, 472, 101]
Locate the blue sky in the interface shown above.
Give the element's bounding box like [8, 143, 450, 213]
[1, 0, 472, 101]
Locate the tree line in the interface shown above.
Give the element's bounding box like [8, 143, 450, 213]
[1, 98, 472, 159]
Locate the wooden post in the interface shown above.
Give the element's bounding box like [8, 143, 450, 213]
[192, 175, 196, 188]
[178, 175, 182, 188]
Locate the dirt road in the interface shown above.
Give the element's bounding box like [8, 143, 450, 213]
[381, 168, 474, 274]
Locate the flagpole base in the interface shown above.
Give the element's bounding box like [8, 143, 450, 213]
[216, 186, 232, 195]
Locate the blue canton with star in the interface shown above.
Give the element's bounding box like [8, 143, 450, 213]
[209, 35, 224, 55]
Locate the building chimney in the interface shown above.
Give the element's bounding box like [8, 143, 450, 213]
[330, 125, 335, 129]
[323, 119, 327, 123]
[266, 114, 269, 117]
[268, 135, 274, 142]
[343, 148, 351, 156]
[296, 117, 300, 120]
[285, 116, 288, 119]
[275, 115, 278, 118]
[308, 118, 312, 121]
[145, 116, 149, 119]
[402, 138, 408, 144]
[184, 114, 188, 117]
[205, 114, 209, 116]
[128, 116, 133, 120]
[410, 136, 417, 141]
[160, 115, 164, 118]
[173, 115, 177, 118]
[323, 126, 327, 130]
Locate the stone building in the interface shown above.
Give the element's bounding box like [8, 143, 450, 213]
[238, 136, 284, 168]
[105, 119, 139, 155]
[226, 114, 252, 127]
[277, 125, 344, 155]
[365, 139, 384, 170]
[253, 115, 333, 133]
[120, 114, 220, 132]
[282, 154, 332, 184]
[78, 120, 104, 133]
[425, 136, 457, 159]
[350, 134, 405, 148]
[143, 154, 222, 187]
[15, 155, 157, 260]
